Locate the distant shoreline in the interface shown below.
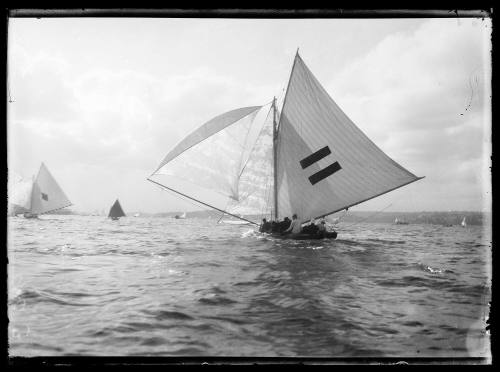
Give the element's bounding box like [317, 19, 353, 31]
[44, 210, 489, 226]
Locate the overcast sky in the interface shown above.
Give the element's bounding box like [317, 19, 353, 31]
[7, 16, 491, 214]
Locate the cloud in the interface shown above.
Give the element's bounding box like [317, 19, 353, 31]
[7, 18, 491, 213]
[9, 48, 78, 123]
[8, 45, 275, 211]
[325, 18, 491, 211]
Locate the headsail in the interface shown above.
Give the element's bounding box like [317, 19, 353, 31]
[151, 104, 274, 220]
[223, 105, 275, 218]
[29, 163, 72, 215]
[276, 53, 422, 221]
[109, 199, 126, 218]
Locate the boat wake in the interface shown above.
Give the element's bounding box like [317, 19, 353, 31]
[241, 229, 259, 238]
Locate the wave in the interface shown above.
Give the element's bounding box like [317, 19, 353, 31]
[9, 289, 93, 307]
[144, 309, 195, 321]
[198, 296, 237, 306]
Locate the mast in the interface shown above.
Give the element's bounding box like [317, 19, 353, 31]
[272, 49, 300, 221]
[272, 96, 278, 220]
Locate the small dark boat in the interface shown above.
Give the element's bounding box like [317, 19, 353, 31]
[108, 199, 126, 220]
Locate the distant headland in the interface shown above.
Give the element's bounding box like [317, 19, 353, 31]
[46, 209, 489, 226]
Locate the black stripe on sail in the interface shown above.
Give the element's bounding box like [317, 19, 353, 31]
[309, 162, 342, 185]
[41, 193, 48, 201]
[300, 146, 331, 169]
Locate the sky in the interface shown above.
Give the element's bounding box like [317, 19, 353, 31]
[7, 16, 492, 214]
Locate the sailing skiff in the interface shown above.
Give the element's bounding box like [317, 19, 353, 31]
[108, 199, 126, 220]
[9, 163, 72, 218]
[148, 51, 423, 239]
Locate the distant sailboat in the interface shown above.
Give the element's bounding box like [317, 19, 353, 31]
[148, 51, 423, 239]
[174, 212, 186, 219]
[394, 218, 409, 225]
[461, 217, 467, 227]
[8, 163, 72, 218]
[133, 213, 140, 217]
[108, 199, 126, 220]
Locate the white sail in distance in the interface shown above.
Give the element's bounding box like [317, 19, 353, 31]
[276, 53, 422, 221]
[29, 163, 72, 215]
[8, 173, 33, 215]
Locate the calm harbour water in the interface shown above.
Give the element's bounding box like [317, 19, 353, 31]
[7, 215, 491, 358]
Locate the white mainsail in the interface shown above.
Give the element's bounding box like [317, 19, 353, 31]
[149, 52, 422, 225]
[29, 163, 72, 215]
[276, 53, 422, 220]
[9, 164, 72, 216]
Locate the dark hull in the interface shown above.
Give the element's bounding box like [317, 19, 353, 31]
[269, 231, 338, 240]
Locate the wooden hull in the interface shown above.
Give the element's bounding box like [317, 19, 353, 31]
[269, 231, 337, 240]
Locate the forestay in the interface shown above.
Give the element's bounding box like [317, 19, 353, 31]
[276, 53, 422, 221]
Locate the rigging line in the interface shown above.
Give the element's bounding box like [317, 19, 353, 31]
[155, 184, 205, 211]
[237, 104, 273, 180]
[342, 203, 394, 228]
[147, 178, 258, 226]
[234, 111, 261, 182]
[217, 199, 231, 223]
[151, 170, 238, 202]
[260, 175, 273, 221]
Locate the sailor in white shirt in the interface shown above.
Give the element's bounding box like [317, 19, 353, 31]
[284, 214, 302, 234]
